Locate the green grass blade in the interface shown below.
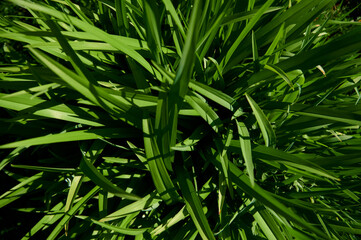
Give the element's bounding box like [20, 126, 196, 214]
[143, 0, 164, 64]
[161, 0, 185, 38]
[151, 206, 188, 236]
[100, 191, 161, 222]
[47, 186, 100, 240]
[0, 128, 138, 149]
[185, 93, 222, 132]
[142, 117, 179, 204]
[0, 92, 105, 127]
[245, 93, 276, 147]
[0, 147, 26, 171]
[264, 64, 294, 90]
[64, 175, 83, 236]
[263, 102, 361, 126]
[189, 80, 235, 111]
[212, 157, 330, 239]
[223, 0, 275, 67]
[77, 216, 148, 235]
[252, 145, 339, 180]
[11, 165, 77, 173]
[10, 0, 158, 76]
[79, 152, 140, 201]
[221, 7, 282, 26]
[236, 120, 254, 186]
[176, 164, 216, 240]
[260, 22, 285, 65]
[0, 173, 42, 208]
[21, 202, 64, 240]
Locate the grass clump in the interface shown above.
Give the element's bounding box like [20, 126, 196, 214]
[1, 0, 361, 239]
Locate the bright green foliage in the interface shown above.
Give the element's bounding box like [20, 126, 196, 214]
[1, 0, 361, 239]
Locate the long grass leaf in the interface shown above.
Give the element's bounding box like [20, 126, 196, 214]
[236, 120, 254, 186]
[47, 186, 100, 240]
[79, 153, 140, 201]
[176, 164, 216, 240]
[0, 128, 138, 149]
[245, 93, 276, 147]
[223, 0, 275, 67]
[100, 191, 161, 222]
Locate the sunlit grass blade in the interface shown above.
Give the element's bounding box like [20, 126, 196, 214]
[263, 101, 361, 126]
[1, 0, 361, 238]
[143, 0, 164, 64]
[151, 206, 187, 236]
[260, 22, 285, 65]
[176, 164, 216, 240]
[236, 120, 254, 186]
[165, 0, 204, 165]
[0, 128, 138, 149]
[221, 6, 282, 26]
[27, 47, 142, 127]
[79, 151, 140, 201]
[185, 93, 222, 132]
[142, 117, 179, 204]
[0, 173, 42, 208]
[9, 0, 158, 76]
[64, 175, 83, 236]
[245, 93, 276, 147]
[47, 186, 100, 240]
[161, 0, 185, 38]
[189, 80, 235, 111]
[64, 0, 93, 25]
[77, 216, 148, 236]
[264, 64, 294, 90]
[172, 125, 207, 151]
[223, 0, 275, 67]
[21, 202, 64, 240]
[0, 147, 26, 171]
[212, 157, 330, 239]
[100, 191, 161, 222]
[0, 92, 105, 127]
[11, 164, 77, 173]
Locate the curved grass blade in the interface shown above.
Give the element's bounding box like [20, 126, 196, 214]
[0, 173, 42, 208]
[0, 128, 138, 149]
[142, 117, 180, 204]
[0, 92, 105, 127]
[9, 0, 158, 77]
[245, 93, 276, 147]
[185, 93, 222, 133]
[176, 164, 216, 240]
[77, 216, 148, 236]
[161, 0, 186, 38]
[47, 186, 100, 240]
[27, 47, 142, 127]
[100, 191, 161, 222]
[64, 175, 83, 236]
[264, 64, 294, 90]
[221, 7, 282, 26]
[236, 120, 254, 186]
[260, 22, 285, 65]
[227, 143, 339, 180]
[223, 0, 275, 67]
[263, 101, 361, 126]
[189, 80, 235, 111]
[151, 206, 188, 236]
[21, 202, 64, 239]
[79, 153, 140, 201]
[211, 157, 330, 239]
[11, 165, 77, 173]
[0, 147, 27, 171]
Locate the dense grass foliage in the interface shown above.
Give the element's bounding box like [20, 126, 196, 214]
[1, 0, 361, 239]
